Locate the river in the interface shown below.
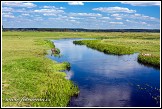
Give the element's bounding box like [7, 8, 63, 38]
[47, 39, 160, 107]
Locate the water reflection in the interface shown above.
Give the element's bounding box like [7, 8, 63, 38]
[65, 70, 74, 80]
[47, 39, 160, 107]
[69, 84, 132, 107]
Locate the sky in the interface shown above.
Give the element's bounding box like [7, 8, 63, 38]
[2, 1, 161, 29]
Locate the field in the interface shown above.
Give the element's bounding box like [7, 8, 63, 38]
[2, 31, 160, 107]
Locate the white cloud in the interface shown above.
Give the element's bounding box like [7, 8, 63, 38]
[88, 17, 96, 19]
[2, 2, 36, 8]
[48, 17, 61, 21]
[43, 13, 57, 16]
[141, 22, 147, 25]
[21, 13, 30, 16]
[93, 7, 136, 13]
[69, 17, 75, 19]
[70, 13, 102, 17]
[100, 17, 110, 20]
[58, 15, 68, 18]
[2, 12, 15, 18]
[34, 9, 64, 14]
[7, 8, 28, 13]
[110, 13, 159, 23]
[2, 7, 13, 12]
[43, 6, 65, 9]
[2, 7, 29, 13]
[150, 17, 156, 20]
[34, 17, 43, 21]
[126, 19, 131, 22]
[2, 2, 160, 29]
[115, 18, 122, 20]
[134, 14, 141, 16]
[60, 7, 66, 9]
[130, 14, 159, 21]
[111, 14, 120, 17]
[142, 15, 150, 18]
[109, 22, 123, 24]
[69, 16, 83, 20]
[3, 14, 15, 18]
[121, 2, 160, 6]
[68, 2, 84, 5]
[43, 6, 56, 8]
[69, 19, 76, 22]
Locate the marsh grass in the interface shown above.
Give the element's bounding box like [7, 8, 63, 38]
[2, 32, 79, 107]
[73, 40, 134, 55]
[2, 57, 79, 107]
[73, 37, 160, 67]
[138, 53, 160, 68]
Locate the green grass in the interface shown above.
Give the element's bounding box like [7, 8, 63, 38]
[138, 53, 160, 68]
[73, 36, 160, 68]
[2, 31, 160, 107]
[73, 40, 134, 55]
[2, 32, 79, 107]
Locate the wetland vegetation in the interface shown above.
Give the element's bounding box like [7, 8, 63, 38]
[2, 31, 160, 107]
[73, 33, 160, 68]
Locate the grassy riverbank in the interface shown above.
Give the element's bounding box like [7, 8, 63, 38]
[2, 31, 160, 107]
[73, 40, 135, 55]
[73, 37, 160, 68]
[2, 32, 79, 107]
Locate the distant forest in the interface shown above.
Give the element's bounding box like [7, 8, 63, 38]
[2, 28, 160, 32]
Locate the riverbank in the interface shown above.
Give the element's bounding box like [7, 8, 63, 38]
[73, 40, 134, 55]
[47, 39, 160, 107]
[73, 38, 160, 68]
[2, 33, 79, 107]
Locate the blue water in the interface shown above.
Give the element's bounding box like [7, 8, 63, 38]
[47, 39, 160, 107]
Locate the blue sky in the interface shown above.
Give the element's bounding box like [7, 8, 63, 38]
[2, 1, 160, 29]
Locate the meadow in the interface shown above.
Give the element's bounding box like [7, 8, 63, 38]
[73, 33, 160, 68]
[2, 31, 160, 107]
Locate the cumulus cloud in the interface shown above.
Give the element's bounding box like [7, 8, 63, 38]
[34, 9, 63, 13]
[110, 13, 159, 22]
[93, 7, 136, 13]
[134, 14, 141, 16]
[43, 6, 56, 8]
[2, 12, 15, 18]
[2, 7, 13, 12]
[2, 2, 36, 8]
[68, 2, 84, 5]
[130, 14, 159, 21]
[121, 2, 160, 6]
[70, 13, 102, 17]
[100, 17, 110, 20]
[109, 22, 123, 24]
[126, 19, 131, 22]
[111, 14, 120, 17]
[34, 17, 43, 21]
[21, 13, 30, 16]
[141, 22, 147, 25]
[34, 8, 64, 16]
[43, 13, 57, 16]
[43, 6, 66, 9]
[2, 2, 160, 29]
[115, 18, 122, 20]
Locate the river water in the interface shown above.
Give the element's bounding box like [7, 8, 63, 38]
[47, 39, 160, 107]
